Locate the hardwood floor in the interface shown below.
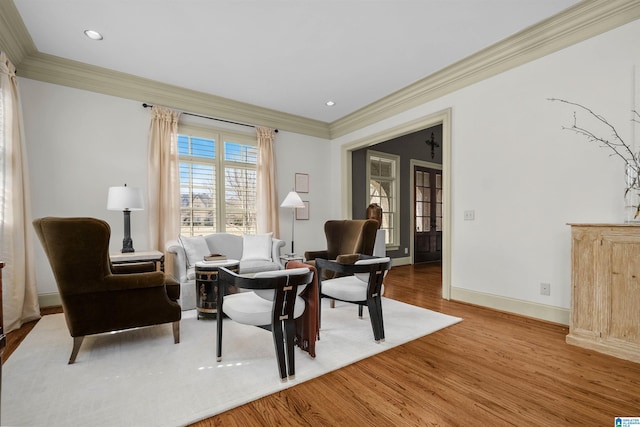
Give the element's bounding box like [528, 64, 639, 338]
[4, 263, 640, 425]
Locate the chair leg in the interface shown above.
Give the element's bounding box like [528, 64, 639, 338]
[216, 316, 223, 362]
[367, 298, 385, 343]
[358, 304, 363, 318]
[272, 323, 288, 382]
[68, 336, 84, 364]
[284, 319, 296, 379]
[172, 321, 180, 344]
[375, 296, 385, 342]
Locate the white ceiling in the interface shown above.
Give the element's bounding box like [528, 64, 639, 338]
[13, 0, 581, 123]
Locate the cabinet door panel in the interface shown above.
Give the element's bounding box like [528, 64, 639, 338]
[571, 228, 599, 337]
[607, 239, 640, 344]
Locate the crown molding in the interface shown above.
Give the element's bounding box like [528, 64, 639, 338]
[0, 0, 36, 64]
[330, 0, 640, 138]
[16, 52, 331, 138]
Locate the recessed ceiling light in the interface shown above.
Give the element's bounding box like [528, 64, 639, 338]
[84, 30, 103, 40]
[325, 101, 336, 107]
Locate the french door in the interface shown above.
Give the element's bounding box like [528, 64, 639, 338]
[414, 166, 442, 263]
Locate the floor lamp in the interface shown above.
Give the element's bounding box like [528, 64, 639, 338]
[280, 191, 305, 256]
[107, 184, 144, 253]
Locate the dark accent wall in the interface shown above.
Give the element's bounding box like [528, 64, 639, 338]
[351, 124, 443, 259]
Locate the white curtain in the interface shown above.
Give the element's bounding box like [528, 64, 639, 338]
[147, 106, 181, 251]
[256, 127, 279, 236]
[0, 51, 40, 332]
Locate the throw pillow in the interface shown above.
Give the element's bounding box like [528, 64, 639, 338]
[179, 235, 210, 268]
[241, 232, 273, 261]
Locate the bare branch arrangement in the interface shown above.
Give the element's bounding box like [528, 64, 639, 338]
[549, 98, 640, 218]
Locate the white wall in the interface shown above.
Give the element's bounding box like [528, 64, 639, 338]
[332, 19, 640, 321]
[19, 80, 331, 296]
[273, 130, 333, 257]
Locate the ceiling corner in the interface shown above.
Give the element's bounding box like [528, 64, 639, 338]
[0, 0, 37, 65]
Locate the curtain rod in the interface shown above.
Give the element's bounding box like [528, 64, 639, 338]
[141, 103, 278, 133]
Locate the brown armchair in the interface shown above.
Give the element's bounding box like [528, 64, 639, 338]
[304, 219, 379, 278]
[33, 217, 181, 364]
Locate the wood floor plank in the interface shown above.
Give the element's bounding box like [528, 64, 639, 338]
[4, 263, 640, 425]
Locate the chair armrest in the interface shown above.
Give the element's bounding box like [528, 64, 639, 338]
[218, 267, 312, 291]
[111, 261, 156, 274]
[304, 250, 328, 261]
[271, 238, 286, 268]
[102, 271, 167, 291]
[315, 256, 391, 276]
[166, 240, 188, 283]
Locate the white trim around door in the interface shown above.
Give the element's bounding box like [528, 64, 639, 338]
[341, 108, 452, 300]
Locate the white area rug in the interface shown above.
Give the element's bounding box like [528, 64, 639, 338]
[2, 298, 461, 427]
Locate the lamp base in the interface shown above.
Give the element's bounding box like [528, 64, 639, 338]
[121, 210, 135, 253]
[121, 237, 135, 253]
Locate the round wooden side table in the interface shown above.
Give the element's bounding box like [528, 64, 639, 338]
[194, 259, 239, 320]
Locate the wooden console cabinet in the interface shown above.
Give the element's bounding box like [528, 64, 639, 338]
[568, 224, 640, 363]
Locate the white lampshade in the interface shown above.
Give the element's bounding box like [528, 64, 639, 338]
[107, 185, 144, 211]
[280, 191, 305, 209]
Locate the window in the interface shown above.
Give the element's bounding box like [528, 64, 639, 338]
[367, 150, 399, 247]
[178, 125, 257, 236]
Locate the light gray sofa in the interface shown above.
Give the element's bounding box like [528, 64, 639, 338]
[166, 233, 285, 310]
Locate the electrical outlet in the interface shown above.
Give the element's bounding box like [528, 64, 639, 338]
[540, 282, 551, 296]
[404, 247, 408, 254]
[464, 210, 475, 220]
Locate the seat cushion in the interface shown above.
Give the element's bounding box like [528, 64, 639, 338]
[239, 260, 280, 274]
[321, 275, 385, 302]
[222, 292, 306, 326]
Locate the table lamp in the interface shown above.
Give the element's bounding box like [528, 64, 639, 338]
[107, 184, 144, 253]
[280, 191, 305, 255]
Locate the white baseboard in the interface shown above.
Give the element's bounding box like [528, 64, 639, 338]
[391, 256, 411, 266]
[39, 292, 61, 308]
[450, 287, 570, 325]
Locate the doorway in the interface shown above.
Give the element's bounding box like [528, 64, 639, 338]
[414, 165, 442, 263]
[342, 108, 452, 299]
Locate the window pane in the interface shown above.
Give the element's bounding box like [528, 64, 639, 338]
[224, 167, 257, 234]
[178, 135, 189, 156]
[422, 216, 430, 232]
[179, 135, 215, 159]
[225, 141, 257, 164]
[370, 160, 380, 176]
[380, 181, 392, 198]
[369, 152, 398, 246]
[191, 137, 215, 159]
[379, 159, 392, 178]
